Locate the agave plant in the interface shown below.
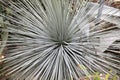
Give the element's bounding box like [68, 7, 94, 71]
[0, 0, 120, 80]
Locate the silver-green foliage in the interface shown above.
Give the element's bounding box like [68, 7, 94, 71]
[0, 0, 120, 80]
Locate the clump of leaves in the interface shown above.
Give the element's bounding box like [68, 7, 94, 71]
[0, 0, 120, 80]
